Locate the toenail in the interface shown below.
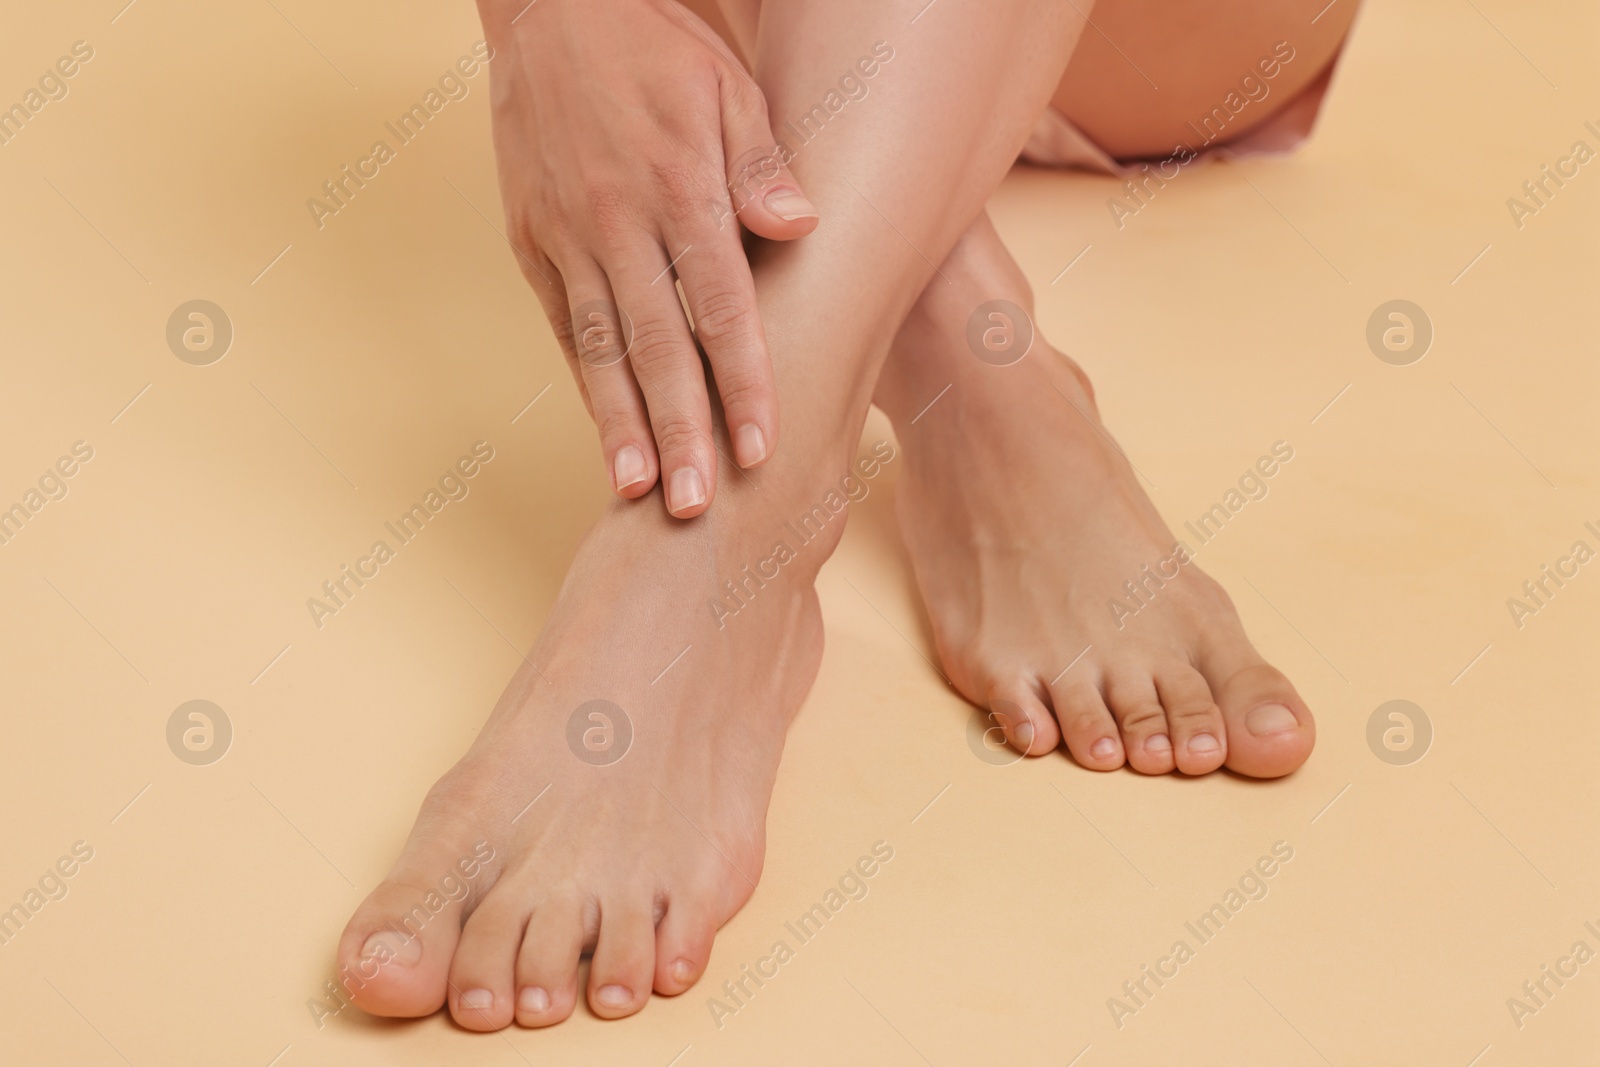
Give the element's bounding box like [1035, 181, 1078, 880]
[360, 930, 421, 967]
[1188, 732, 1221, 755]
[613, 445, 648, 491]
[1090, 737, 1116, 760]
[459, 988, 494, 1011]
[1246, 703, 1298, 736]
[1144, 733, 1172, 754]
[596, 984, 633, 1008]
[733, 423, 767, 467]
[671, 958, 695, 985]
[518, 986, 550, 1014]
[668, 468, 706, 513]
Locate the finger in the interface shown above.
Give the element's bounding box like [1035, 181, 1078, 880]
[609, 249, 718, 519]
[521, 255, 598, 419]
[560, 253, 662, 498]
[717, 69, 819, 240]
[663, 217, 775, 470]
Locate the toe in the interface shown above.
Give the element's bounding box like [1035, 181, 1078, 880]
[1207, 657, 1315, 778]
[514, 894, 585, 1027]
[653, 892, 718, 996]
[1156, 666, 1227, 775]
[588, 892, 656, 1019]
[1103, 672, 1174, 775]
[1048, 676, 1125, 771]
[335, 868, 468, 1018]
[446, 890, 527, 1031]
[989, 682, 1061, 756]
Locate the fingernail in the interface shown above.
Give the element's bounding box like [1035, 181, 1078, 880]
[733, 423, 767, 467]
[613, 445, 648, 491]
[459, 988, 494, 1011]
[1145, 733, 1172, 755]
[668, 467, 706, 513]
[360, 931, 421, 966]
[518, 986, 550, 1013]
[1188, 732, 1221, 756]
[764, 187, 818, 221]
[1246, 703, 1298, 736]
[1090, 736, 1116, 760]
[596, 984, 632, 1008]
[670, 958, 695, 985]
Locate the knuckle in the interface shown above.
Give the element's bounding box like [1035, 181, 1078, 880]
[650, 413, 706, 458]
[593, 402, 645, 445]
[625, 320, 689, 374]
[1118, 704, 1167, 731]
[1067, 711, 1110, 735]
[723, 80, 771, 127]
[1166, 701, 1221, 725]
[648, 159, 715, 210]
[583, 184, 636, 240]
[689, 285, 755, 347]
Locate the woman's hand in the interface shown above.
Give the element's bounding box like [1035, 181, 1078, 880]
[479, 0, 817, 517]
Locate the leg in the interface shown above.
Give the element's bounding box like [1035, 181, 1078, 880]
[873, 0, 1350, 775]
[335, 0, 1089, 1030]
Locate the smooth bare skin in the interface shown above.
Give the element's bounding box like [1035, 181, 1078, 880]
[707, 0, 1344, 771]
[338, 0, 1089, 1030]
[477, 0, 822, 517]
[872, 214, 1315, 777]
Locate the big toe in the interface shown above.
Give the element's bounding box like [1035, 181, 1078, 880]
[1209, 661, 1315, 778]
[336, 874, 466, 1017]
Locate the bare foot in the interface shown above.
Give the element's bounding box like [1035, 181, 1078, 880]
[334, 484, 832, 1029]
[876, 214, 1314, 778]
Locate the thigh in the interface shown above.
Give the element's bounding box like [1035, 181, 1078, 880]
[676, 0, 762, 68]
[1052, 0, 1360, 158]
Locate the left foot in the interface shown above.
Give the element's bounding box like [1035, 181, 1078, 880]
[875, 215, 1314, 777]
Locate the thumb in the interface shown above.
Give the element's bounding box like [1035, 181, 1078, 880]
[719, 73, 819, 241]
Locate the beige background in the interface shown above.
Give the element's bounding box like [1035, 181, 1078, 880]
[1, 1, 1596, 1064]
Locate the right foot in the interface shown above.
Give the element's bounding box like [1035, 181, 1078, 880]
[334, 484, 830, 1029]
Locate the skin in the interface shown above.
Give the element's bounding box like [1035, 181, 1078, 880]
[335, 0, 1356, 1031]
[480, 0, 821, 516]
